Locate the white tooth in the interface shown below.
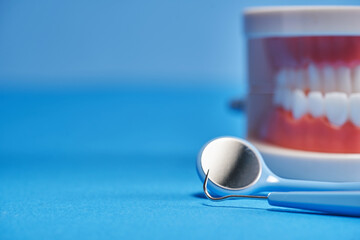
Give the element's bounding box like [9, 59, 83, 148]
[294, 69, 305, 90]
[273, 87, 284, 106]
[349, 93, 360, 127]
[336, 66, 351, 94]
[288, 69, 297, 90]
[323, 66, 336, 93]
[283, 89, 293, 111]
[292, 90, 307, 119]
[353, 66, 360, 92]
[275, 69, 287, 88]
[324, 92, 349, 126]
[308, 64, 321, 92]
[308, 91, 324, 118]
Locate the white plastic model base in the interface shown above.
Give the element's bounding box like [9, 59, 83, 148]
[244, 6, 360, 37]
[250, 139, 360, 182]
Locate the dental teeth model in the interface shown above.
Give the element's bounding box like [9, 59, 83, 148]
[244, 7, 360, 181]
[244, 6, 360, 154]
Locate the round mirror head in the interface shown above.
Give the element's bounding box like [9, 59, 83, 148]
[200, 137, 262, 190]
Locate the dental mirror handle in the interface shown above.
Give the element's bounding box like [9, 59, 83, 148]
[267, 177, 360, 192]
[268, 191, 360, 217]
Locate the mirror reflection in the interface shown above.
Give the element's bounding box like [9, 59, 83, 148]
[201, 138, 261, 189]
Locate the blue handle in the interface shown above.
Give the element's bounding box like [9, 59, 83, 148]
[266, 176, 360, 192]
[267, 191, 360, 217]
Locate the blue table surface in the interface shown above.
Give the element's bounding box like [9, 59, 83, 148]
[1, 85, 359, 240]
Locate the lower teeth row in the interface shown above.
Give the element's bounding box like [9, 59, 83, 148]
[273, 88, 360, 127]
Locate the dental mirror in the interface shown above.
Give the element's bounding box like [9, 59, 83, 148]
[197, 137, 360, 196]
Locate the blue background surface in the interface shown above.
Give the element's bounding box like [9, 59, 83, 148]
[1, 86, 360, 240]
[1, 1, 360, 239]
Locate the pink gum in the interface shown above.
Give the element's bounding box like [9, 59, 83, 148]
[265, 36, 360, 70]
[260, 108, 360, 153]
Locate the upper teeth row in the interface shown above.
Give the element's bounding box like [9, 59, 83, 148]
[274, 89, 360, 127]
[275, 64, 360, 94]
